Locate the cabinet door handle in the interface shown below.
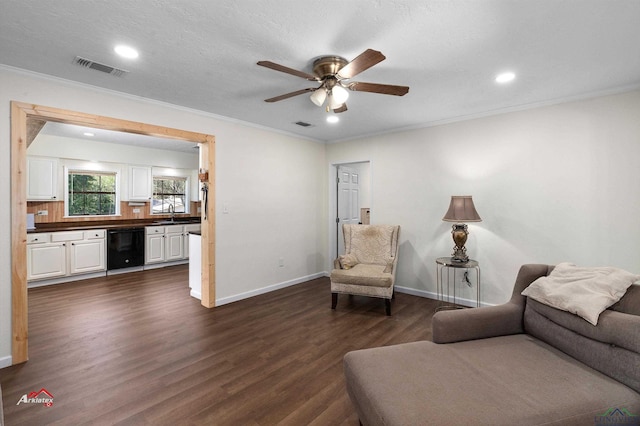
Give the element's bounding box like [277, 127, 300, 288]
[62, 243, 66, 247]
[33, 238, 38, 241]
[71, 243, 75, 246]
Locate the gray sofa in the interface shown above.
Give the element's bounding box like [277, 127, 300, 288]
[343, 264, 640, 425]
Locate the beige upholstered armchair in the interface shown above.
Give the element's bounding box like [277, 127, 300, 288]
[331, 224, 401, 315]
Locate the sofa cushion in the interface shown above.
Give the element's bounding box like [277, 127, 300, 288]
[330, 264, 392, 288]
[611, 283, 640, 315]
[525, 301, 640, 393]
[344, 335, 640, 426]
[521, 263, 639, 325]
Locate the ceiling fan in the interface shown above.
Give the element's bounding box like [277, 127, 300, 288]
[257, 49, 409, 113]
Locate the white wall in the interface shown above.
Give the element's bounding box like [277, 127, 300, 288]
[0, 67, 328, 365]
[326, 89, 640, 306]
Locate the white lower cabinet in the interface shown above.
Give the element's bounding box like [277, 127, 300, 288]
[183, 224, 201, 259]
[70, 239, 106, 274]
[165, 225, 185, 261]
[27, 230, 106, 282]
[145, 227, 166, 264]
[27, 241, 67, 280]
[145, 224, 200, 266]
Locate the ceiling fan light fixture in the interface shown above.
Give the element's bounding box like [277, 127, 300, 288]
[328, 97, 343, 111]
[331, 85, 349, 105]
[326, 115, 339, 124]
[310, 88, 327, 106]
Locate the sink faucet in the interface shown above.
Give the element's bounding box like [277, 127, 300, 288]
[168, 203, 175, 221]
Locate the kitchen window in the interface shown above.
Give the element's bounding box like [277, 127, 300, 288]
[152, 176, 188, 214]
[67, 171, 118, 216]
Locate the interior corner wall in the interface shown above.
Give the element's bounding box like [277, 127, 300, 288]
[326, 89, 640, 306]
[0, 67, 328, 364]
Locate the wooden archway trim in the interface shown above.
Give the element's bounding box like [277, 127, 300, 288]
[10, 101, 216, 364]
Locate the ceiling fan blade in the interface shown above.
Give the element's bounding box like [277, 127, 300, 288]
[264, 87, 316, 103]
[348, 81, 409, 96]
[257, 61, 318, 81]
[337, 49, 386, 79]
[333, 104, 348, 113]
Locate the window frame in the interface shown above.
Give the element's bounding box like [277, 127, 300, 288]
[64, 165, 121, 217]
[151, 175, 190, 215]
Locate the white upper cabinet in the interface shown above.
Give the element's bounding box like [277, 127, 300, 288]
[128, 166, 152, 201]
[27, 156, 59, 201]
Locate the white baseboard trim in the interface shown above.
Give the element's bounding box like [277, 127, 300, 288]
[395, 285, 438, 300]
[0, 355, 12, 369]
[28, 271, 106, 288]
[394, 285, 493, 308]
[215, 272, 327, 307]
[190, 289, 202, 300]
[143, 259, 188, 270]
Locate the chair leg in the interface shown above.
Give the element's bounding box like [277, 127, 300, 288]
[331, 292, 338, 309]
[385, 298, 391, 316]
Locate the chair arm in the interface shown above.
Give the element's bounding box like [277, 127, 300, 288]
[333, 258, 342, 269]
[432, 302, 524, 344]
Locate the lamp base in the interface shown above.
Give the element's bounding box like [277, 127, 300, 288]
[450, 223, 469, 263]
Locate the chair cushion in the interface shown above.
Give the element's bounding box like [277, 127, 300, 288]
[330, 264, 392, 288]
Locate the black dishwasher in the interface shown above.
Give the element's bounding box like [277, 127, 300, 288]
[107, 228, 145, 270]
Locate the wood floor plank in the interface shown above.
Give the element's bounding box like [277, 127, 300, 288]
[0, 265, 436, 425]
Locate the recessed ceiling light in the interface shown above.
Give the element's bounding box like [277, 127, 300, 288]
[326, 115, 339, 124]
[114, 45, 139, 59]
[495, 72, 516, 84]
[83, 132, 95, 137]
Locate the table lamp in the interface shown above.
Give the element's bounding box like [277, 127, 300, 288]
[442, 195, 482, 262]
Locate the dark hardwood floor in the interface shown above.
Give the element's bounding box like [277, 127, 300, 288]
[0, 265, 437, 425]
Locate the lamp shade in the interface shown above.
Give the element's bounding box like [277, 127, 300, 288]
[442, 196, 482, 222]
[331, 85, 349, 105]
[310, 88, 327, 106]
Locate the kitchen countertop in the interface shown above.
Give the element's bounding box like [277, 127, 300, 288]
[28, 218, 202, 233]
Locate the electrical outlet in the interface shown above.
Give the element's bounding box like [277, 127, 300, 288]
[197, 207, 201, 213]
[132, 208, 141, 213]
[37, 210, 48, 216]
[279, 257, 284, 267]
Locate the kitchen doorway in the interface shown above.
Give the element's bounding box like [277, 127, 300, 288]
[10, 101, 216, 365]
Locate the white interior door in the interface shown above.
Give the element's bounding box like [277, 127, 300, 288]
[337, 165, 360, 255]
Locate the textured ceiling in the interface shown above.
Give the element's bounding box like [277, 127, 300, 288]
[37, 122, 201, 153]
[2, 0, 640, 143]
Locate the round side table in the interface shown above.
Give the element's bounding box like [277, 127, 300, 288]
[435, 257, 480, 311]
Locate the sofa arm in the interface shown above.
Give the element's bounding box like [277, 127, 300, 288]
[432, 302, 524, 344]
